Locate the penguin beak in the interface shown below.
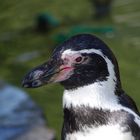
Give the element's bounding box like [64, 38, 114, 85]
[22, 58, 74, 88]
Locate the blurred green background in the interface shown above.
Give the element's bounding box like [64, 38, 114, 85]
[0, 0, 140, 139]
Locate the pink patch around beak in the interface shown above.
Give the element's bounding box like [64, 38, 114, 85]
[50, 66, 74, 82]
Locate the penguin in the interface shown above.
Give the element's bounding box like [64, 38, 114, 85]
[22, 34, 140, 140]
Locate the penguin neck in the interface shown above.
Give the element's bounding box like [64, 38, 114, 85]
[63, 79, 120, 111]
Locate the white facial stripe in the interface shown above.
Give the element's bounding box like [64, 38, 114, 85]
[62, 49, 104, 59]
[62, 48, 117, 85]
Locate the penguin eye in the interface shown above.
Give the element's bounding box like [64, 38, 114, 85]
[75, 56, 83, 63]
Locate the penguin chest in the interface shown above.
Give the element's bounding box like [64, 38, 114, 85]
[65, 125, 134, 140]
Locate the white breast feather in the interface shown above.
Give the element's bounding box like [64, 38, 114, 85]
[66, 125, 135, 140]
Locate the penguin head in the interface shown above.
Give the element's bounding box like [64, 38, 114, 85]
[22, 34, 121, 91]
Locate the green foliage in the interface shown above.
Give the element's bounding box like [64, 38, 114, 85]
[0, 0, 140, 139]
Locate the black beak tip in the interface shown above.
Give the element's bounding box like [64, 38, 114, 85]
[22, 78, 30, 88]
[22, 62, 51, 88]
[21, 70, 38, 88]
[22, 76, 44, 88]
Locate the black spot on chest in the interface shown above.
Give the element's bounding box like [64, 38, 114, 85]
[63, 107, 108, 132]
[62, 106, 140, 139]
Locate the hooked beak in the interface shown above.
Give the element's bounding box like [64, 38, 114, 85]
[22, 59, 74, 88]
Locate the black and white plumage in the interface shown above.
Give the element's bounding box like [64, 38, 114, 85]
[22, 34, 140, 140]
